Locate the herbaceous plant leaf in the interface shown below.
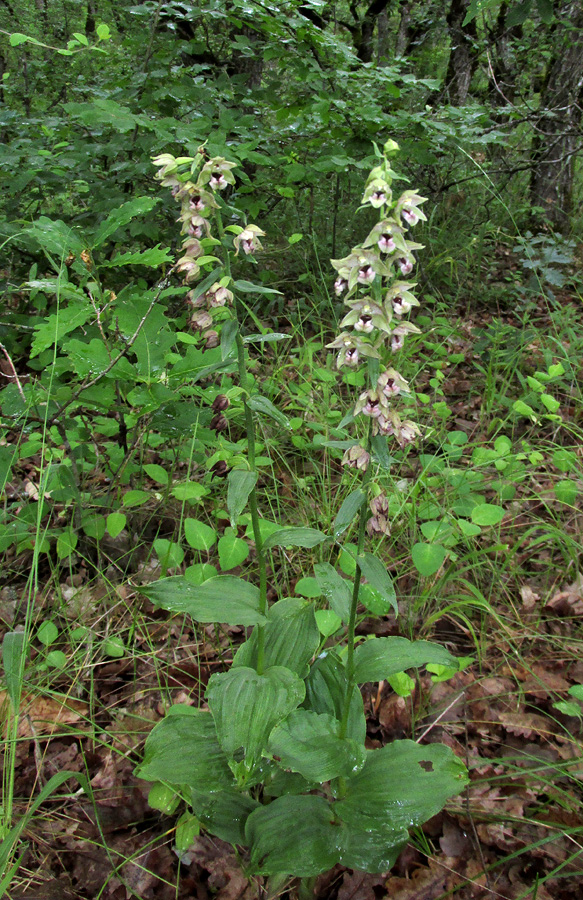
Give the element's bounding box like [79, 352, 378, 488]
[353, 636, 458, 683]
[246, 795, 340, 876]
[268, 709, 366, 782]
[227, 469, 257, 526]
[335, 740, 468, 835]
[313, 563, 352, 622]
[139, 575, 266, 626]
[262, 526, 328, 550]
[233, 597, 319, 678]
[207, 666, 305, 770]
[136, 707, 233, 791]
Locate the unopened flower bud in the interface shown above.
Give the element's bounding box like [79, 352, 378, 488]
[210, 460, 229, 478]
[190, 310, 213, 331]
[212, 394, 230, 412]
[186, 289, 206, 309]
[398, 421, 421, 447]
[204, 330, 220, 349]
[370, 493, 389, 517]
[341, 445, 370, 471]
[210, 413, 228, 432]
[206, 283, 233, 307]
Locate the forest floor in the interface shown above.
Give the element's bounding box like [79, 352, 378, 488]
[2, 289, 583, 900]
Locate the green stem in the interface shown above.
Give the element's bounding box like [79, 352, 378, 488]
[339, 418, 374, 739]
[216, 208, 268, 673]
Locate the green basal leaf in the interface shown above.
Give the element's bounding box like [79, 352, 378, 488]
[218, 529, 249, 570]
[207, 666, 305, 774]
[263, 526, 328, 551]
[315, 609, 342, 637]
[355, 552, 397, 615]
[136, 707, 234, 791]
[263, 768, 315, 799]
[338, 824, 405, 873]
[411, 542, 447, 576]
[268, 709, 366, 782]
[233, 598, 319, 679]
[246, 795, 340, 876]
[190, 788, 260, 845]
[227, 469, 257, 527]
[139, 575, 266, 626]
[304, 651, 366, 744]
[336, 741, 468, 836]
[313, 562, 352, 622]
[354, 637, 458, 683]
[470, 503, 505, 526]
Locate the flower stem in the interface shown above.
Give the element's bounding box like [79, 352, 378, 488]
[216, 207, 268, 673]
[339, 417, 374, 739]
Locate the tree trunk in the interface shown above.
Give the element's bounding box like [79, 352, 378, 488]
[530, 2, 583, 230]
[376, 5, 390, 64]
[441, 0, 478, 105]
[487, 1, 523, 105]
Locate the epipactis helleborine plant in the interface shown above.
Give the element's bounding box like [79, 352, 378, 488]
[137, 140, 468, 886]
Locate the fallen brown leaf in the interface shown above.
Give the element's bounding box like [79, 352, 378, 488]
[1, 691, 88, 738]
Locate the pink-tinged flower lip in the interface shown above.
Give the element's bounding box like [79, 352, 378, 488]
[358, 264, 375, 283]
[334, 276, 348, 295]
[364, 398, 382, 417]
[402, 208, 419, 226]
[190, 196, 206, 211]
[391, 335, 404, 352]
[382, 378, 399, 395]
[355, 314, 373, 333]
[372, 190, 386, 204]
[210, 172, 227, 189]
[398, 257, 414, 276]
[344, 347, 359, 365]
[378, 233, 395, 253]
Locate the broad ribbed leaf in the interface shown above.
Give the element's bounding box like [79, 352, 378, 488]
[247, 394, 290, 429]
[233, 597, 319, 678]
[304, 651, 366, 744]
[263, 527, 328, 550]
[139, 575, 266, 626]
[268, 710, 366, 782]
[354, 637, 458, 683]
[137, 707, 233, 791]
[191, 788, 259, 845]
[336, 741, 468, 834]
[207, 666, 305, 770]
[227, 469, 257, 526]
[246, 795, 339, 876]
[338, 824, 406, 873]
[313, 562, 352, 622]
[332, 490, 366, 539]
